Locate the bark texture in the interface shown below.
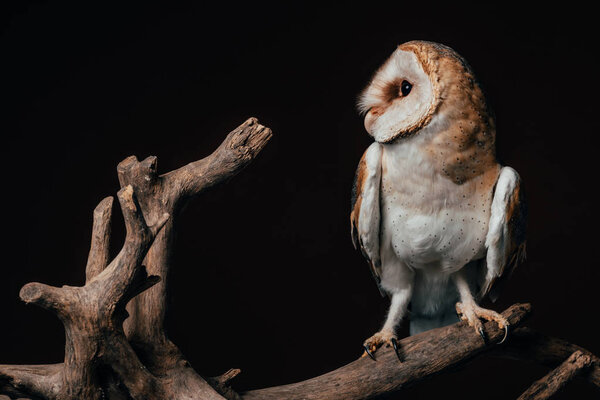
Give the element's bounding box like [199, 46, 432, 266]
[1, 118, 272, 400]
[517, 350, 593, 400]
[492, 327, 600, 389]
[1, 187, 170, 400]
[1, 117, 599, 400]
[241, 303, 532, 400]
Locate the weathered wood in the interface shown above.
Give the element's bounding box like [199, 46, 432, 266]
[117, 117, 272, 395]
[118, 118, 270, 347]
[492, 327, 600, 389]
[1, 118, 272, 400]
[517, 350, 593, 400]
[208, 369, 243, 400]
[85, 196, 113, 282]
[2, 116, 599, 399]
[242, 303, 532, 400]
[0, 364, 60, 399]
[2, 187, 168, 400]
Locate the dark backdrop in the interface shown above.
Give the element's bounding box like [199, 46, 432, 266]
[1, 2, 599, 399]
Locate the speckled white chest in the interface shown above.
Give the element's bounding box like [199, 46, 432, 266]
[380, 132, 492, 275]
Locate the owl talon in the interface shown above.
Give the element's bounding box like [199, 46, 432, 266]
[498, 323, 510, 344]
[456, 301, 510, 344]
[362, 330, 398, 361]
[391, 338, 402, 361]
[478, 326, 487, 344]
[363, 344, 376, 361]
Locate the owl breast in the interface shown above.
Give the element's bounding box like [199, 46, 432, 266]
[380, 130, 495, 274]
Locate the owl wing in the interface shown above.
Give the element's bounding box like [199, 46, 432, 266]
[350, 142, 384, 295]
[481, 166, 527, 301]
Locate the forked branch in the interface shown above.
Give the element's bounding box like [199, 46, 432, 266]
[241, 303, 532, 400]
[1, 118, 272, 400]
[517, 350, 593, 400]
[492, 327, 600, 389]
[1, 186, 168, 400]
[2, 117, 599, 400]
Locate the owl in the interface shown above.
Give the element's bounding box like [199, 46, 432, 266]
[351, 41, 526, 359]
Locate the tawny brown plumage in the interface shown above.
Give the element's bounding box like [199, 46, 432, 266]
[352, 41, 526, 359]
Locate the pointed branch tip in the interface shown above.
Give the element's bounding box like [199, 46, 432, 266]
[118, 185, 137, 212]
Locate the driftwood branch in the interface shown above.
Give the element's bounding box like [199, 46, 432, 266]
[242, 303, 532, 400]
[85, 196, 113, 282]
[1, 116, 599, 399]
[239, 309, 599, 400]
[2, 186, 168, 400]
[116, 117, 272, 396]
[1, 118, 272, 400]
[492, 327, 600, 389]
[517, 350, 593, 400]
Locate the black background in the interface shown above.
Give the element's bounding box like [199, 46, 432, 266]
[1, 2, 599, 399]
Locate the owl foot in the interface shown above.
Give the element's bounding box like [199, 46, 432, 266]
[455, 302, 510, 344]
[361, 329, 401, 361]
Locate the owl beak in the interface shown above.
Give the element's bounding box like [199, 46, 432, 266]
[364, 107, 383, 135]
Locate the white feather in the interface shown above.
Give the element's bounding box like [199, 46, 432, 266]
[485, 166, 521, 284]
[357, 142, 382, 267]
[378, 114, 492, 317]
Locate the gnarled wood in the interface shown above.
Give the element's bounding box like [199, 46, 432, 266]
[85, 196, 114, 282]
[517, 350, 593, 400]
[2, 116, 599, 399]
[117, 117, 272, 394]
[1, 118, 272, 400]
[492, 327, 600, 389]
[242, 303, 532, 400]
[2, 187, 168, 400]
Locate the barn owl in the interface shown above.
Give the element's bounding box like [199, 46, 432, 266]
[351, 40, 526, 359]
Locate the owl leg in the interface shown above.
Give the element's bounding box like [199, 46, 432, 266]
[362, 287, 411, 361]
[453, 272, 509, 344]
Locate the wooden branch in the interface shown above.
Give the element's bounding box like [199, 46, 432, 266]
[116, 118, 271, 391]
[208, 369, 243, 400]
[0, 364, 61, 399]
[1, 188, 169, 400]
[3, 115, 597, 400]
[517, 350, 593, 400]
[85, 196, 113, 282]
[168, 117, 273, 199]
[1, 118, 271, 400]
[492, 327, 600, 389]
[242, 303, 532, 400]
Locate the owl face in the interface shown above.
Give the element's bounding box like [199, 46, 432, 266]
[358, 46, 438, 143]
[359, 41, 498, 183]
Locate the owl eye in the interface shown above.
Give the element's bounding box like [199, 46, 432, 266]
[400, 80, 412, 97]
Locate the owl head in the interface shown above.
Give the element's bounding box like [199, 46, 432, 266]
[358, 40, 494, 144]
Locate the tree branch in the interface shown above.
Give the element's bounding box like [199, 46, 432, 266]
[242, 303, 532, 400]
[5, 115, 597, 400]
[99, 186, 168, 311]
[492, 327, 600, 388]
[117, 118, 271, 392]
[517, 350, 593, 400]
[169, 117, 273, 199]
[85, 196, 114, 282]
[0, 364, 62, 399]
[1, 188, 169, 400]
[1, 118, 271, 400]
